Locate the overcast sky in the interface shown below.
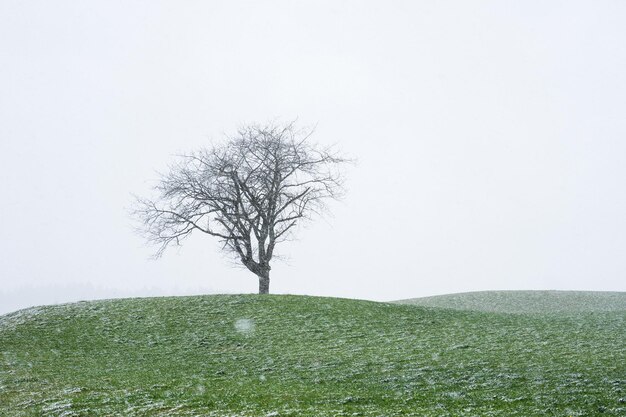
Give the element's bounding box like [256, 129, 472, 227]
[1, 0, 625, 315]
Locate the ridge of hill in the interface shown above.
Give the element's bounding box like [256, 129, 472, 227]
[1, 294, 625, 416]
[394, 290, 626, 314]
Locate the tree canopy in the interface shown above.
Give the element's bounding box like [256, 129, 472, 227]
[133, 121, 348, 293]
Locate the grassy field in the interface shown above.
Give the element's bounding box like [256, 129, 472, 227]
[1, 293, 625, 416]
[395, 290, 626, 314]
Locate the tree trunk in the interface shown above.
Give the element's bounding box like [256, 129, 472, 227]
[258, 271, 270, 294]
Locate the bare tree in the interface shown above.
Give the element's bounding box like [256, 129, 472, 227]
[133, 121, 348, 294]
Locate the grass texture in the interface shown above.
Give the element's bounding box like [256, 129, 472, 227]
[1, 293, 625, 416]
[395, 290, 626, 314]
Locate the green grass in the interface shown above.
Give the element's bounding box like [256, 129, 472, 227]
[1, 294, 625, 416]
[394, 290, 626, 314]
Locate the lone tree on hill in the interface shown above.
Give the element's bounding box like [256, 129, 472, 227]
[133, 121, 348, 294]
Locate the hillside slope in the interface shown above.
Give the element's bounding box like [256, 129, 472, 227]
[395, 290, 626, 314]
[1, 294, 625, 416]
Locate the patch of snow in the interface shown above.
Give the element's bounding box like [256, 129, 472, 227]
[234, 318, 255, 335]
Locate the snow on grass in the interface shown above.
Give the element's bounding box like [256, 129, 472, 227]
[0, 294, 624, 416]
[0, 306, 46, 331]
[395, 290, 626, 314]
[235, 318, 255, 335]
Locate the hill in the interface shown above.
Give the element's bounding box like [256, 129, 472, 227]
[395, 290, 626, 314]
[1, 294, 625, 416]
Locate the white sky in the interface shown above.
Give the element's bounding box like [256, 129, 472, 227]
[1, 0, 625, 314]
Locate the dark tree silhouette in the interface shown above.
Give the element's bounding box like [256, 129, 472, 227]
[133, 122, 348, 294]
